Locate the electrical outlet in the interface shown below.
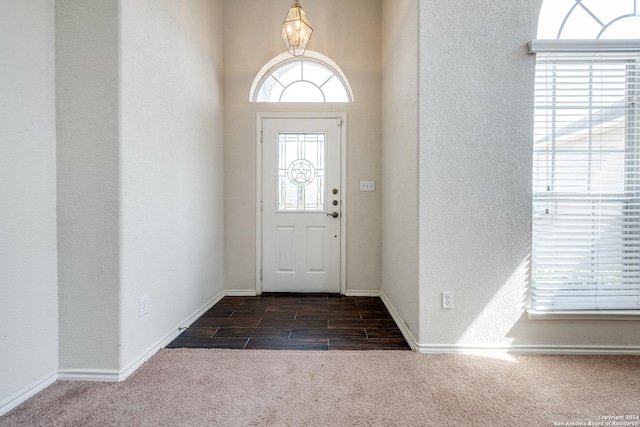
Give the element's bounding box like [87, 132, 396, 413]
[442, 292, 453, 309]
[139, 295, 149, 317]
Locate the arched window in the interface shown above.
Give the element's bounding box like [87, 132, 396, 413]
[537, 0, 640, 39]
[530, 1, 640, 315]
[250, 51, 353, 103]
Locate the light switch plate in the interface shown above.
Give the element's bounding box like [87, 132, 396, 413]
[360, 181, 375, 192]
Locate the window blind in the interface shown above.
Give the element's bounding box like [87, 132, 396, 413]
[532, 52, 640, 311]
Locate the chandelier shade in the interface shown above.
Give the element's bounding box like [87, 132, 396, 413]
[281, 0, 313, 56]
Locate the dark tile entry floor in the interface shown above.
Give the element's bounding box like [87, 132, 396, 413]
[166, 293, 410, 350]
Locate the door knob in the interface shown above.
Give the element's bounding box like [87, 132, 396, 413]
[326, 212, 339, 218]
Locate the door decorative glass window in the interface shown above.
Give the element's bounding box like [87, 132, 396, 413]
[278, 133, 326, 211]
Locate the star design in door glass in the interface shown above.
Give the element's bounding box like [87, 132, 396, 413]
[287, 159, 316, 187]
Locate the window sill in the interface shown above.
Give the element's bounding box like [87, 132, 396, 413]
[528, 310, 640, 321]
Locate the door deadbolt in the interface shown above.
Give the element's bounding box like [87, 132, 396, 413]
[332, 200, 339, 206]
[332, 189, 339, 195]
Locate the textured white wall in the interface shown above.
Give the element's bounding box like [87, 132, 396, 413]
[119, 0, 225, 368]
[416, 0, 640, 349]
[0, 0, 58, 408]
[57, 0, 225, 374]
[56, 0, 121, 371]
[223, 0, 382, 292]
[417, 0, 539, 346]
[381, 0, 420, 339]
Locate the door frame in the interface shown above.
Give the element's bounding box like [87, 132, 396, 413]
[256, 112, 347, 295]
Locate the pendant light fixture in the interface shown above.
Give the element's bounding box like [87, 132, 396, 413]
[281, 0, 313, 56]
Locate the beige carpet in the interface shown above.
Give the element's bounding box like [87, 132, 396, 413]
[2, 350, 639, 426]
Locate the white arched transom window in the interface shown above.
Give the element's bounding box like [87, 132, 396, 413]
[250, 51, 353, 103]
[537, 0, 640, 39]
[530, 1, 640, 316]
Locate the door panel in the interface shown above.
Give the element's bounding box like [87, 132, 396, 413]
[262, 117, 341, 293]
[306, 226, 326, 272]
[276, 226, 295, 272]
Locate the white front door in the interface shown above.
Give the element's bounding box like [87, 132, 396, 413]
[261, 116, 343, 293]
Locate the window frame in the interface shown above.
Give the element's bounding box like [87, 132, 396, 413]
[249, 51, 354, 103]
[529, 40, 640, 320]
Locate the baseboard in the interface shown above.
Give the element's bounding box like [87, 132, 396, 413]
[225, 289, 258, 297]
[344, 290, 381, 297]
[119, 290, 226, 381]
[415, 343, 640, 355]
[377, 293, 640, 356]
[379, 292, 419, 351]
[58, 290, 226, 383]
[57, 369, 121, 382]
[0, 372, 57, 417]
